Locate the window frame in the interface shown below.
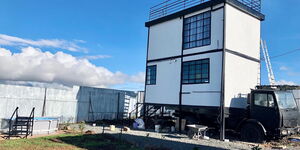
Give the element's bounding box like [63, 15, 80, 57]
[181, 58, 210, 85]
[253, 93, 276, 108]
[146, 65, 157, 85]
[182, 11, 212, 50]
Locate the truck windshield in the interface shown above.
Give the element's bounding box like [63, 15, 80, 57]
[275, 91, 297, 109]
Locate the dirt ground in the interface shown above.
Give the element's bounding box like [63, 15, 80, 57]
[2, 123, 300, 150]
[99, 126, 300, 150]
[0, 132, 140, 150]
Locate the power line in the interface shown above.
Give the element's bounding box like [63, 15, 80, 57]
[270, 48, 300, 59]
[261, 47, 300, 60]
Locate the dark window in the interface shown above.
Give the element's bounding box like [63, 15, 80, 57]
[182, 59, 209, 84]
[146, 65, 157, 85]
[254, 93, 275, 107]
[183, 11, 211, 49]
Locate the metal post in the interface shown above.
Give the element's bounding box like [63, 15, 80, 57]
[42, 88, 47, 117]
[135, 103, 139, 118]
[116, 92, 120, 120]
[144, 105, 148, 129]
[88, 92, 95, 121]
[179, 12, 185, 133]
[219, 4, 227, 141]
[179, 92, 182, 133]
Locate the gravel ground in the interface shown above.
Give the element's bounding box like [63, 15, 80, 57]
[83, 124, 252, 150]
[106, 129, 252, 150]
[80, 124, 300, 150]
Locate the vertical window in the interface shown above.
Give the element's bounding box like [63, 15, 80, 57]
[146, 65, 157, 85]
[183, 11, 211, 49]
[182, 59, 209, 84]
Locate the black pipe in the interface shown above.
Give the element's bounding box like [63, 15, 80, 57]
[179, 15, 185, 133]
[219, 2, 227, 141]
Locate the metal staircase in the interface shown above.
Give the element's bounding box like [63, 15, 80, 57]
[7, 107, 35, 139]
[129, 103, 144, 119]
[145, 105, 161, 117]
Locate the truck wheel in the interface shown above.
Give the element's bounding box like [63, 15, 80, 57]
[241, 123, 265, 143]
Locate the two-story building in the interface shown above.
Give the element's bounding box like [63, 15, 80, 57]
[144, 0, 264, 137]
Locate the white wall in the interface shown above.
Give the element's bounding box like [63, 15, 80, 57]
[182, 52, 222, 106]
[183, 7, 224, 55]
[223, 4, 261, 108]
[145, 3, 261, 108]
[225, 4, 261, 59]
[148, 18, 183, 60]
[145, 58, 181, 105]
[224, 52, 260, 108]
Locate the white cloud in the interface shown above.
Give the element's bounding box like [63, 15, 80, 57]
[73, 39, 86, 43]
[80, 55, 112, 60]
[0, 34, 87, 52]
[130, 72, 146, 83]
[0, 47, 144, 87]
[0, 48, 12, 56]
[275, 80, 296, 85]
[279, 66, 288, 71]
[0, 80, 72, 90]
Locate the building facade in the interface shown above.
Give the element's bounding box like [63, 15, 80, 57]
[145, 0, 264, 111]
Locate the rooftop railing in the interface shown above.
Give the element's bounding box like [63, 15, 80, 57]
[149, 0, 261, 21]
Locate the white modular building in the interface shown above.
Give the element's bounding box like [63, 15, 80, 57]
[144, 0, 264, 123]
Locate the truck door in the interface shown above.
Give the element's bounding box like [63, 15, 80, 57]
[251, 92, 279, 132]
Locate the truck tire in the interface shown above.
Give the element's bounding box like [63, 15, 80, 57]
[241, 123, 265, 143]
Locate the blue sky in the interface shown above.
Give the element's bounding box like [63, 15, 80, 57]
[261, 0, 300, 85]
[0, 0, 299, 90]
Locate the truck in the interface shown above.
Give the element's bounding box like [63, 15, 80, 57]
[172, 86, 300, 143]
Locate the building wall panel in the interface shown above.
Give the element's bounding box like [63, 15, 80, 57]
[183, 8, 224, 55]
[145, 58, 181, 105]
[224, 52, 260, 108]
[225, 4, 261, 59]
[148, 18, 183, 60]
[182, 52, 222, 106]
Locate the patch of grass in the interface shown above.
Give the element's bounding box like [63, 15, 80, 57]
[0, 134, 141, 150]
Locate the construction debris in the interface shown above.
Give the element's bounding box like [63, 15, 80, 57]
[123, 126, 131, 132]
[110, 125, 116, 131]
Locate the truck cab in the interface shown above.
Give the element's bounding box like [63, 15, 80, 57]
[241, 88, 300, 142]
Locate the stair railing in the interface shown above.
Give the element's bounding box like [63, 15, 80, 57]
[8, 107, 19, 139]
[128, 103, 143, 119]
[26, 107, 35, 137]
[148, 107, 161, 117]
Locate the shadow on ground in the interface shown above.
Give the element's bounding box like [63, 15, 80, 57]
[54, 134, 138, 150]
[53, 133, 226, 150]
[109, 133, 227, 150]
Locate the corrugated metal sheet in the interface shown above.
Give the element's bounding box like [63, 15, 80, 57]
[0, 84, 138, 132]
[292, 90, 300, 107]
